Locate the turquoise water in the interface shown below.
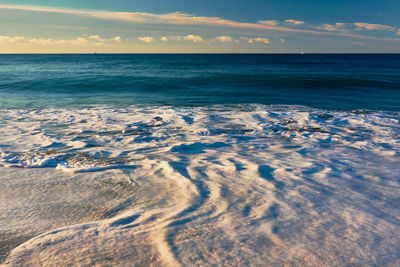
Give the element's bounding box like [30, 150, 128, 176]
[1, 54, 400, 110]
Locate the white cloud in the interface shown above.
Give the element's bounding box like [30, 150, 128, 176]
[162, 35, 203, 42]
[138, 36, 155, 43]
[280, 38, 285, 43]
[183, 34, 204, 43]
[113, 36, 122, 42]
[87, 35, 121, 43]
[319, 22, 395, 32]
[285, 19, 304, 25]
[322, 24, 342, 31]
[0, 5, 400, 42]
[29, 38, 58, 45]
[75, 37, 89, 45]
[320, 22, 398, 34]
[319, 23, 350, 33]
[241, 37, 270, 44]
[354, 22, 395, 31]
[0, 36, 90, 46]
[0, 35, 121, 46]
[253, 37, 270, 44]
[259, 20, 278, 26]
[215, 35, 232, 42]
[89, 35, 105, 41]
[86, 35, 122, 44]
[0, 35, 24, 43]
[0, 5, 353, 37]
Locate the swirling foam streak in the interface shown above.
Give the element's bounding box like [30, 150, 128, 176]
[0, 105, 399, 266]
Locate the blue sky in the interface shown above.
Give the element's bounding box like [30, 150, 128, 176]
[0, 0, 399, 53]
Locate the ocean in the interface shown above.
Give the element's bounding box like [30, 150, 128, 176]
[1, 54, 400, 110]
[1, 54, 400, 266]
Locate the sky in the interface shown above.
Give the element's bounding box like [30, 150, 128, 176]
[0, 0, 399, 53]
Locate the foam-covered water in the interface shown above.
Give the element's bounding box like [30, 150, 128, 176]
[1, 104, 400, 265]
[1, 105, 399, 172]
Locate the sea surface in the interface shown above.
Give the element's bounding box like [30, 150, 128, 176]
[0, 54, 399, 266]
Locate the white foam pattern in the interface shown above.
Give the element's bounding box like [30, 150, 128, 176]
[1, 105, 400, 266]
[1, 105, 399, 172]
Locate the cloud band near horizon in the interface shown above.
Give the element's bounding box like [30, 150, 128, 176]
[0, 4, 399, 42]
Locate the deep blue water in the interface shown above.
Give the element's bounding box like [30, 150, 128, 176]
[1, 54, 399, 110]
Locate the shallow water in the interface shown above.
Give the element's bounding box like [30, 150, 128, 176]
[1, 104, 400, 266]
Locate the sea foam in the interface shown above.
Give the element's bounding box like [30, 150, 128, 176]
[1, 105, 398, 173]
[1, 105, 400, 265]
